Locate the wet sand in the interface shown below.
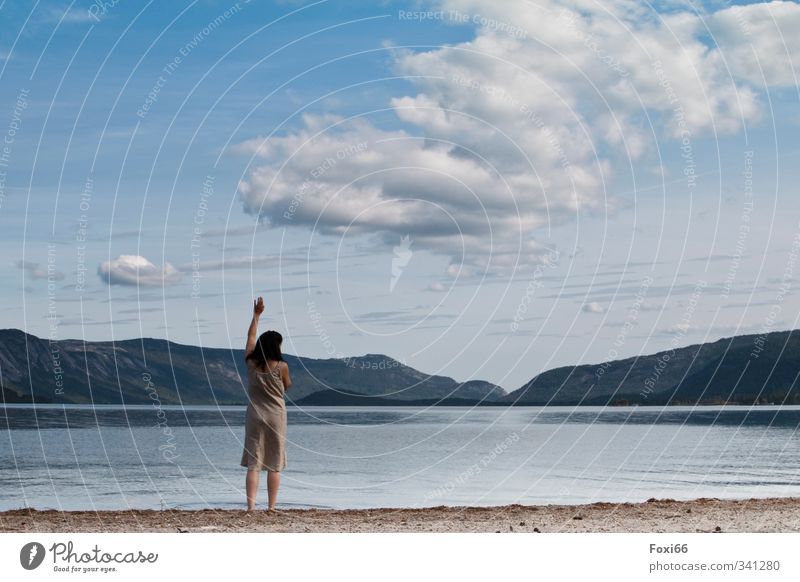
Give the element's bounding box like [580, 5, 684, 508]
[2, 497, 799, 533]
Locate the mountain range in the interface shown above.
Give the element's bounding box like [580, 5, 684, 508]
[1, 328, 799, 406]
[501, 328, 800, 405]
[0, 329, 504, 405]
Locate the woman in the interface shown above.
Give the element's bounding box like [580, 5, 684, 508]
[241, 296, 292, 512]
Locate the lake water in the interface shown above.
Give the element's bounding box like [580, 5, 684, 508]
[2, 404, 799, 511]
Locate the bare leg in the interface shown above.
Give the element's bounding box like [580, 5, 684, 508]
[267, 471, 281, 510]
[246, 469, 260, 511]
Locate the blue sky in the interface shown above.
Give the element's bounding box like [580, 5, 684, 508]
[2, 0, 799, 391]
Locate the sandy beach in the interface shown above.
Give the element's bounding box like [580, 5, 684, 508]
[2, 497, 799, 533]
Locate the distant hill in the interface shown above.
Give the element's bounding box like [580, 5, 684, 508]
[502, 328, 800, 405]
[3, 328, 800, 407]
[0, 329, 505, 405]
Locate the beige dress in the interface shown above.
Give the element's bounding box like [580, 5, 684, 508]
[240, 358, 288, 472]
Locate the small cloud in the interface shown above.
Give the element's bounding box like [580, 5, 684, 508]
[44, 5, 97, 23]
[98, 255, 182, 287]
[582, 301, 605, 314]
[446, 263, 472, 278]
[202, 225, 258, 238]
[104, 229, 143, 241]
[16, 260, 65, 281]
[670, 322, 692, 334]
[176, 255, 282, 272]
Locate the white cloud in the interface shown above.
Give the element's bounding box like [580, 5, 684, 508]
[420, 0, 763, 136]
[582, 301, 605, 314]
[671, 321, 692, 333]
[707, 1, 800, 87]
[44, 5, 97, 23]
[234, 0, 795, 277]
[98, 255, 182, 287]
[236, 115, 561, 275]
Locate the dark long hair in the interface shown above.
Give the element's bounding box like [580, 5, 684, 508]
[246, 330, 284, 371]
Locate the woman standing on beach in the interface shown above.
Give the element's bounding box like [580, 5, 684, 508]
[241, 296, 292, 512]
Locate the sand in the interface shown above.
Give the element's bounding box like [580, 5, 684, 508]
[2, 497, 799, 533]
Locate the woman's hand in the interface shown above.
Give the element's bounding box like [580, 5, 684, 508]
[253, 296, 265, 317]
[246, 296, 264, 358]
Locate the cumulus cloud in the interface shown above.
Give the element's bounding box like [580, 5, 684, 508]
[236, 114, 556, 274]
[98, 255, 182, 287]
[234, 0, 796, 276]
[707, 1, 800, 87]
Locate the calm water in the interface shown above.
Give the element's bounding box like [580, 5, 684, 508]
[1, 404, 799, 510]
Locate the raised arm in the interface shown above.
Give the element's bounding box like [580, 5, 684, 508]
[245, 296, 265, 359]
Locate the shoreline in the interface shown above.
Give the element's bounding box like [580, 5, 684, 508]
[2, 497, 799, 532]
